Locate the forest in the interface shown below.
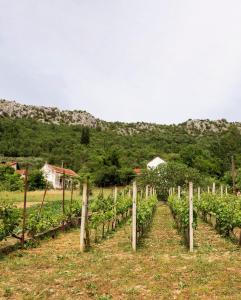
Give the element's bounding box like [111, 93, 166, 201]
[0, 117, 241, 187]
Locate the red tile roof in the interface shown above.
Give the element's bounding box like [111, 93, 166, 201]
[48, 164, 78, 177]
[133, 168, 141, 175]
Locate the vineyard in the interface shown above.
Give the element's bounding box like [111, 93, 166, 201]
[168, 185, 241, 250]
[1, 181, 241, 299]
[0, 183, 158, 253]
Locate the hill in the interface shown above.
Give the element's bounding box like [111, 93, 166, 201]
[0, 99, 241, 185]
[1, 99, 241, 135]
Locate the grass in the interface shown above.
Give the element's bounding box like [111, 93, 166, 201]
[0, 203, 241, 299]
[0, 187, 117, 208]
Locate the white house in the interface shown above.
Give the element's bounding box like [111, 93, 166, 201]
[41, 163, 78, 189]
[147, 157, 166, 170]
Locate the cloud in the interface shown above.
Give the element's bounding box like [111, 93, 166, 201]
[0, 0, 241, 123]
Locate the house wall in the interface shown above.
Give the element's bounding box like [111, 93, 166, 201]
[41, 163, 74, 189]
[42, 164, 62, 189]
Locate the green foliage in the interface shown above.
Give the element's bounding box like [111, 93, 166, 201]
[93, 150, 134, 187]
[0, 201, 21, 241]
[26, 200, 82, 236]
[139, 162, 204, 200]
[0, 166, 23, 191]
[195, 193, 241, 235]
[168, 194, 198, 231]
[1, 117, 241, 185]
[137, 195, 158, 228]
[28, 170, 46, 191]
[89, 193, 132, 230]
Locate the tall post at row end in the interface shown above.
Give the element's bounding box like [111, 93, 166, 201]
[21, 165, 29, 247]
[113, 186, 118, 229]
[80, 181, 88, 252]
[189, 182, 194, 252]
[132, 181, 137, 251]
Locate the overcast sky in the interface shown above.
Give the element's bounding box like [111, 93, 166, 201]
[1, 1, 241, 124]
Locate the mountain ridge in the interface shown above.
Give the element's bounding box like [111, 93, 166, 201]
[1, 99, 241, 135]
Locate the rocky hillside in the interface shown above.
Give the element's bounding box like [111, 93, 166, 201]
[0, 99, 240, 135]
[180, 119, 241, 135]
[0, 99, 97, 128]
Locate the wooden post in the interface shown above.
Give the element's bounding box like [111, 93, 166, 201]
[232, 156, 237, 194]
[189, 182, 194, 252]
[85, 183, 90, 248]
[128, 188, 131, 198]
[80, 182, 88, 252]
[145, 185, 149, 198]
[114, 186, 118, 229]
[132, 181, 137, 251]
[212, 182, 216, 195]
[220, 185, 223, 198]
[62, 162, 66, 230]
[70, 180, 74, 207]
[208, 186, 210, 194]
[225, 186, 228, 196]
[21, 165, 29, 247]
[178, 186, 181, 199]
[197, 187, 201, 201]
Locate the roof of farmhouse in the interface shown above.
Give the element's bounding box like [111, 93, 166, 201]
[147, 157, 166, 169]
[46, 163, 78, 177]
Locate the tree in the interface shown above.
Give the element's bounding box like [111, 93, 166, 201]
[28, 170, 46, 191]
[81, 127, 90, 145]
[138, 162, 204, 200]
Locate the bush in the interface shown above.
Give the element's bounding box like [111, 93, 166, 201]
[28, 170, 46, 191]
[0, 166, 23, 191]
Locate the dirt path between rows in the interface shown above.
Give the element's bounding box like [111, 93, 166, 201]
[0, 203, 240, 299]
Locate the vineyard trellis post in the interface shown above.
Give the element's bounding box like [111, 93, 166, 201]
[208, 186, 210, 194]
[178, 186, 181, 199]
[114, 186, 118, 229]
[132, 180, 137, 251]
[80, 181, 88, 252]
[21, 164, 29, 247]
[189, 182, 194, 252]
[231, 155, 237, 194]
[225, 186, 228, 196]
[197, 187, 201, 201]
[145, 185, 149, 198]
[62, 161, 65, 230]
[212, 182, 216, 195]
[220, 185, 223, 198]
[70, 180, 74, 208]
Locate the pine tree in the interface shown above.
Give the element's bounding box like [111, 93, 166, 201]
[81, 127, 90, 145]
